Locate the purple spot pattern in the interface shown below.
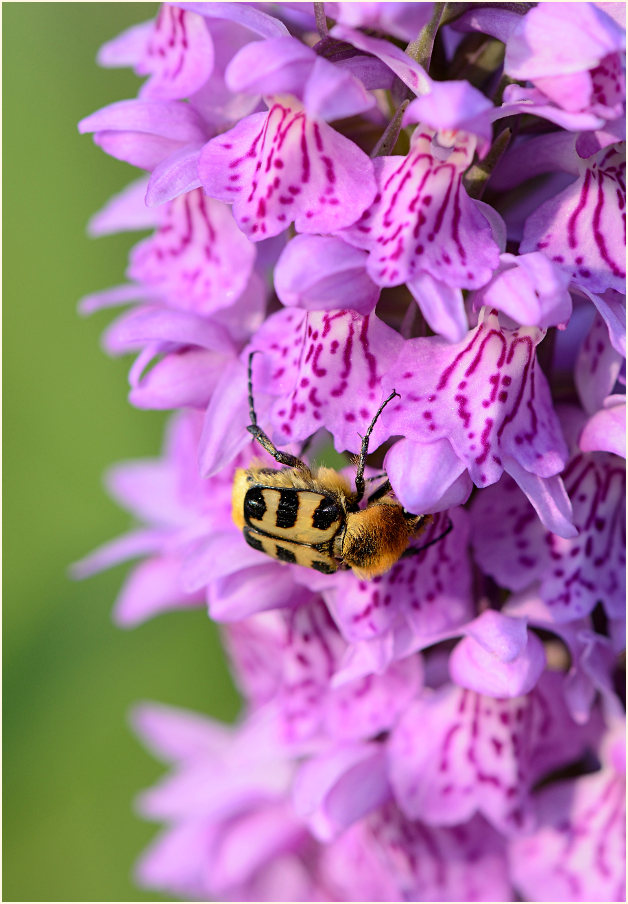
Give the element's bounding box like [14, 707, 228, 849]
[199, 100, 377, 241]
[589, 52, 626, 120]
[389, 672, 590, 836]
[522, 142, 626, 294]
[383, 308, 568, 487]
[575, 311, 624, 414]
[129, 188, 256, 313]
[223, 598, 422, 745]
[356, 807, 512, 903]
[250, 307, 405, 453]
[318, 508, 472, 647]
[341, 126, 499, 289]
[472, 453, 626, 622]
[139, 5, 213, 100]
[510, 768, 626, 902]
[279, 598, 421, 743]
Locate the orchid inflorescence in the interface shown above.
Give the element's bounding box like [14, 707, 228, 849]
[77, 3, 626, 900]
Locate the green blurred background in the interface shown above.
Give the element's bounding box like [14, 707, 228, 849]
[4, 5, 240, 900]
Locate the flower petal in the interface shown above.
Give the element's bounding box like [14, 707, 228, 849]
[274, 235, 379, 314]
[199, 101, 377, 240]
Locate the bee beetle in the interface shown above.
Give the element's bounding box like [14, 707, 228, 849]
[232, 353, 451, 580]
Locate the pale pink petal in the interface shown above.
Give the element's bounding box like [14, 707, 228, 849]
[292, 742, 390, 840]
[384, 437, 473, 514]
[274, 235, 379, 314]
[450, 611, 547, 697]
[406, 272, 468, 342]
[579, 395, 626, 457]
[114, 555, 203, 626]
[330, 24, 432, 96]
[131, 701, 233, 762]
[144, 143, 203, 206]
[128, 347, 229, 410]
[87, 176, 156, 236]
[474, 252, 573, 328]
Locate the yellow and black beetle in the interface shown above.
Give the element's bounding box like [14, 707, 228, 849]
[232, 353, 451, 579]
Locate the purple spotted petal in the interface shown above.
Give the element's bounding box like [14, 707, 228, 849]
[128, 189, 256, 313]
[100, 5, 215, 101]
[345, 807, 512, 902]
[292, 742, 389, 840]
[471, 455, 626, 622]
[319, 507, 472, 650]
[521, 143, 626, 295]
[384, 437, 473, 514]
[473, 252, 573, 329]
[277, 598, 422, 743]
[249, 307, 405, 453]
[389, 672, 591, 836]
[381, 308, 569, 489]
[342, 127, 500, 291]
[575, 311, 624, 414]
[274, 235, 379, 314]
[580, 395, 626, 457]
[198, 101, 377, 241]
[509, 765, 626, 902]
[449, 610, 547, 698]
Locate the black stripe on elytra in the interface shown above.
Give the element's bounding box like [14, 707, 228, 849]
[311, 559, 336, 574]
[243, 528, 265, 552]
[275, 545, 297, 563]
[276, 489, 299, 529]
[312, 497, 341, 531]
[244, 487, 266, 522]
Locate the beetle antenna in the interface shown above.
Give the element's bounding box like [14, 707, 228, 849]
[354, 390, 399, 503]
[248, 351, 260, 428]
[246, 351, 309, 471]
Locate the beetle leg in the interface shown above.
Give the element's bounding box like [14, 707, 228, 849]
[354, 390, 399, 503]
[401, 516, 453, 557]
[247, 352, 309, 470]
